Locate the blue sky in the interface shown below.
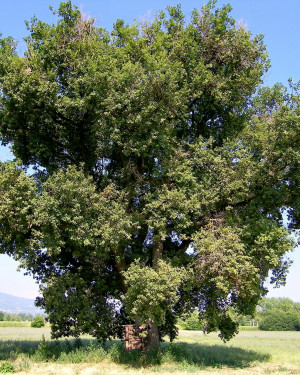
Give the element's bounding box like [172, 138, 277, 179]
[0, 0, 299, 301]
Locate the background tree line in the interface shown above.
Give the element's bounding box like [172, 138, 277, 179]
[178, 298, 300, 331]
[257, 297, 300, 331]
[1, 297, 299, 331]
[0, 311, 34, 321]
[0, 312, 46, 327]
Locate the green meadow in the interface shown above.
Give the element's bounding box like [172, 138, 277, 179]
[0, 327, 299, 374]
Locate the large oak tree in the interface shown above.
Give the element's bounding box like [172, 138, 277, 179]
[1, 0, 300, 346]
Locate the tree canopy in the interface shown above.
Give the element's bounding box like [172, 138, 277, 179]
[1, 0, 300, 344]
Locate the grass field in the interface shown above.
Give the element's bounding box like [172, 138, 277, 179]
[0, 322, 31, 328]
[0, 327, 299, 375]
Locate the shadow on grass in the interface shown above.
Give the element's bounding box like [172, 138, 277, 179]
[0, 338, 270, 370]
[0, 339, 39, 361]
[175, 341, 270, 368]
[107, 341, 270, 369]
[0, 338, 100, 362]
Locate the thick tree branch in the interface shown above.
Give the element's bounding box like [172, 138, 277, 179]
[152, 237, 163, 268]
[114, 248, 127, 293]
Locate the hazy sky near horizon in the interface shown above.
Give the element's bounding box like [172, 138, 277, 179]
[0, 0, 300, 301]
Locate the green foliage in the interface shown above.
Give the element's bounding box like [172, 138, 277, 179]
[58, 343, 107, 364]
[0, 161, 37, 256]
[33, 335, 56, 362]
[257, 297, 300, 331]
[123, 260, 187, 326]
[108, 342, 189, 367]
[178, 311, 203, 331]
[31, 316, 45, 328]
[2, 313, 33, 322]
[108, 343, 140, 364]
[0, 312, 33, 324]
[30, 166, 131, 260]
[0, 362, 14, 374]
[259, 310, 300, 331]
[26, 337, 106, 363]
[258, 297, 300, 312]
[0, 1, 299, 344]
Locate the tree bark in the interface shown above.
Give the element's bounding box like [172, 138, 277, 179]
[152, 237, 163, 268]
[133, 318, 160, 351]
[145, 237, 163, 349]
[145, 321, 160, 350]
[124, 235, 163, 350]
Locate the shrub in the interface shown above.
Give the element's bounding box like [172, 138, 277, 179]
[32, 335, 57, 362]
[259, 310, 300, 331]
[178, 312, 203, 331]
[0, 361, 14, 373]
[162, 343, 187, 363]
[108, 343, 141, 364]
[108, 343, 163, 366]
[32, 337, 108, 364]
[31, 315, 45, 328]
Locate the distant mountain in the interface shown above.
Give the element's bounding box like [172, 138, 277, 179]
[0, 292, 43, 315]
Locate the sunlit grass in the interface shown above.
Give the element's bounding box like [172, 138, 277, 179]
[0, 326, 51, 341]
[0, 321, 30, 328]
[177, 330, 300, 366]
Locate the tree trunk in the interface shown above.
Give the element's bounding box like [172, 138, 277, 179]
[127, 318, 160, 351]
[124, 236, 163, 351]
[145, 321, 160, 350]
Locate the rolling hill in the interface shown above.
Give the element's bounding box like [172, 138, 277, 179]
[0, 292, 43, 315]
